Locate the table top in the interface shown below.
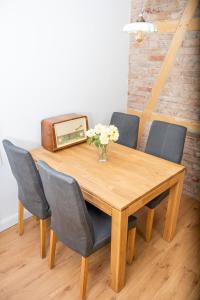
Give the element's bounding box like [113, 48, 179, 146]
[31, 142, 185, 211]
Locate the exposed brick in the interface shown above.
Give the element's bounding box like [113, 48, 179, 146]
[149, 55, 165, 61]
[128, 0, 200, 200]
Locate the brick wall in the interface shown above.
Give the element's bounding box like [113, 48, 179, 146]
[128, 0, 200, 200]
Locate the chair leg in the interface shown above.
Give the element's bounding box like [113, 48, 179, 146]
[49, 230, 57, 269]
[127, 227, 136, 265]
[40, 219, 47, 258]
[146, 208, 155, 242]
[80, 256, 88, 300]
[18, 200, 24, 235]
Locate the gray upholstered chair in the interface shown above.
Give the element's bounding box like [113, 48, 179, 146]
[110, 112, 139, 148]
[144, 121, 187, 241]
[38, 161, 136, 300]
[3, 140, 51, 258]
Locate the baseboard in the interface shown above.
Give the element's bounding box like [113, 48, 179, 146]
[0, 210, 32, 232]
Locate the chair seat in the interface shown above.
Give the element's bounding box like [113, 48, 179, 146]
[86, 203, 136, 253]
[146, 190, 169, 209]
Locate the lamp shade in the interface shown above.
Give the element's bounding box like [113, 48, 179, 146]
[123, 22, 157, 33]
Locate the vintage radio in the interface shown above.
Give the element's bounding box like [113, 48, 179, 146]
[41, 113, 88, 152]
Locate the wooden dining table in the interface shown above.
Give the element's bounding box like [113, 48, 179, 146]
[31, 142, 185, 293]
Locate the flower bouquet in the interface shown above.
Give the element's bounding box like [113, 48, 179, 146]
[86, 124, 119, 162]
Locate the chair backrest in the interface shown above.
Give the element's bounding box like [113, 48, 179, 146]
[3, 140, 50, 219]
[110, 112, 139, 148]
[38, 161, 95, 257]
[145, 121, 187, 163]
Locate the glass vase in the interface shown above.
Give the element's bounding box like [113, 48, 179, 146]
[98, 145, 108, 162]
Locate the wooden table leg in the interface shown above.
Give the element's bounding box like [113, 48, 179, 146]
[163, 171, 185, 242]
[111, 208, 128, 292]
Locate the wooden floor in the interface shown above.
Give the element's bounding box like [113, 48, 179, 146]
[0, 195, 200, 300]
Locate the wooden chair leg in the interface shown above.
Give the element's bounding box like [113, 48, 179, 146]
[49, 230, 57, 269]
[18, 200, 24, 235]
[80, 256, 88, 300]
[40, 219, 47, 258]
[146, 208, 155, 242]
[127, 227, 136, 265]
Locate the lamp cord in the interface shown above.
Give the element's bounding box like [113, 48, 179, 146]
[140, 0, 145, 15]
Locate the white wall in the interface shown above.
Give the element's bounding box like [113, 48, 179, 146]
[0, 0, 129, 231]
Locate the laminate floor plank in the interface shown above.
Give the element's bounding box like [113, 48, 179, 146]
[0, 195, 199, 300]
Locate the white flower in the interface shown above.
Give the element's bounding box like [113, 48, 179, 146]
[109, 125, 119, 142]
[112, 131, 119, 142]
[100, 132, 109, 145]
[87, 123, 119, 147]
[86, 128, 96, 138]
[94, 124, 105, 135]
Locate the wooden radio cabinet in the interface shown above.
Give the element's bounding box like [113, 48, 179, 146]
[41, 113, 88, 152]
